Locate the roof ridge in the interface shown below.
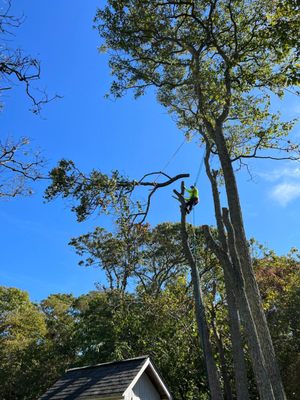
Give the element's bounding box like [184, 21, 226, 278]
[67, 355, 149, 372]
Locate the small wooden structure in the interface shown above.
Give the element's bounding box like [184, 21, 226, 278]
[40, 355, 172, 400]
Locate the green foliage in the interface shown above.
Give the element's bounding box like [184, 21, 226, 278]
[255, 253, 300, 399]
[69, 223, 148, 292]
[45, 159, 135, 222]
[0, 243, 299, 399]
[266, 1, 300, 86]
[73, 291, 120, 365]
[40, 293, 78, 364]
[70, 222, 190, 294]
[73, 283, 208, 400]
[0, 289, 80, 399]
[95, 0, 300, 164]
[0, 287, 47, 400]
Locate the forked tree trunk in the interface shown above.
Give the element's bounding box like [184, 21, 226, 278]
[212, 124, 286, 400]
[202, 134, 275, 399]
[203, 224, 275, 400]
[204, 149, 250, 400]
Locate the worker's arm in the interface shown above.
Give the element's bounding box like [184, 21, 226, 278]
[185, 187, 193, 194]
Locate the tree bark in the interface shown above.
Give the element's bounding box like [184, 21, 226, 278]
[223, 280, 250, 400]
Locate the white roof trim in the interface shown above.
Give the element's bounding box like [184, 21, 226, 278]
[122, 358, 172, 400]
[147, 360, 172, 400]
[122, 357, 150, 397]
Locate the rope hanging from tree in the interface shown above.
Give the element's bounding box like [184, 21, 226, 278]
[194, 149, 206, 186]
[190, 149, 206, 260]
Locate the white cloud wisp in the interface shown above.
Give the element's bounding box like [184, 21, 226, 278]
[260, 164, 300, 206]
[270, 182, 300, 206]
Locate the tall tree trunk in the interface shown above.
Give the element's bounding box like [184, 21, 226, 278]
[224, 280, 250, 400]
[175, 184, 223, 400]
[212, 125, 286, 400]
[190, 258, 223, 400]
[201, 147, 274, 398]
[203, 225, 275, 400]
[204, 147, 250, 400]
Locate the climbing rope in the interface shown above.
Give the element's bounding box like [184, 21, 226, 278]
[153, 138, 187, 183]
[190, 148, 207, 263]
[194, 148, 206, 186]
[153, 134, 205, 256]
[154, 133, 197, 184]
[185, 207, 199, 272]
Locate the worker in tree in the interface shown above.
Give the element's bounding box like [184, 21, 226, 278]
[184, 184, 199, 214]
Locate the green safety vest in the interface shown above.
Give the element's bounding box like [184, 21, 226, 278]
[185, 187, 199, 200]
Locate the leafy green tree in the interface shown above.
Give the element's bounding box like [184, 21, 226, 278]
[138, 223, 187, 294]
[0, 286, 47, 399]
[70, 219, 224, 397]
[70, 222, 187, 294]
[69, 223, 147, 293]
[267, 0, 300, 86]
[74, 283, 209, 400]
[255, 252, 300, 400]
[73, 290, 120, 365]
[67, 220, 222, 399]
[0, 288, 81, 399]
[1, 247, 297, 399]
[37, 294, 79, 387]
[94, 1, 300, 398]
[125, 280, 208, 400]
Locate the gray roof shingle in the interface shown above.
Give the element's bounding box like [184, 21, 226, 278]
[39, 356, 148, 400]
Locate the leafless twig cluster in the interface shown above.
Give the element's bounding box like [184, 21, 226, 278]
[0, 136, 46, 197]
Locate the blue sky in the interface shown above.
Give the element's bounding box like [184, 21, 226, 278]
[1, 1, 300, 302]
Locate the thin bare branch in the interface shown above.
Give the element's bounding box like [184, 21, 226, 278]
[131, 172, 189, 223]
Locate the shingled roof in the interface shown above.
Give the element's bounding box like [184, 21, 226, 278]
[39, 356, 171, 400]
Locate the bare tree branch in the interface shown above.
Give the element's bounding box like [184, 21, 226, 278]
[0, 1, 61, 114]
[131, 172, 189, 223]
[0, 137, 46, 197]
